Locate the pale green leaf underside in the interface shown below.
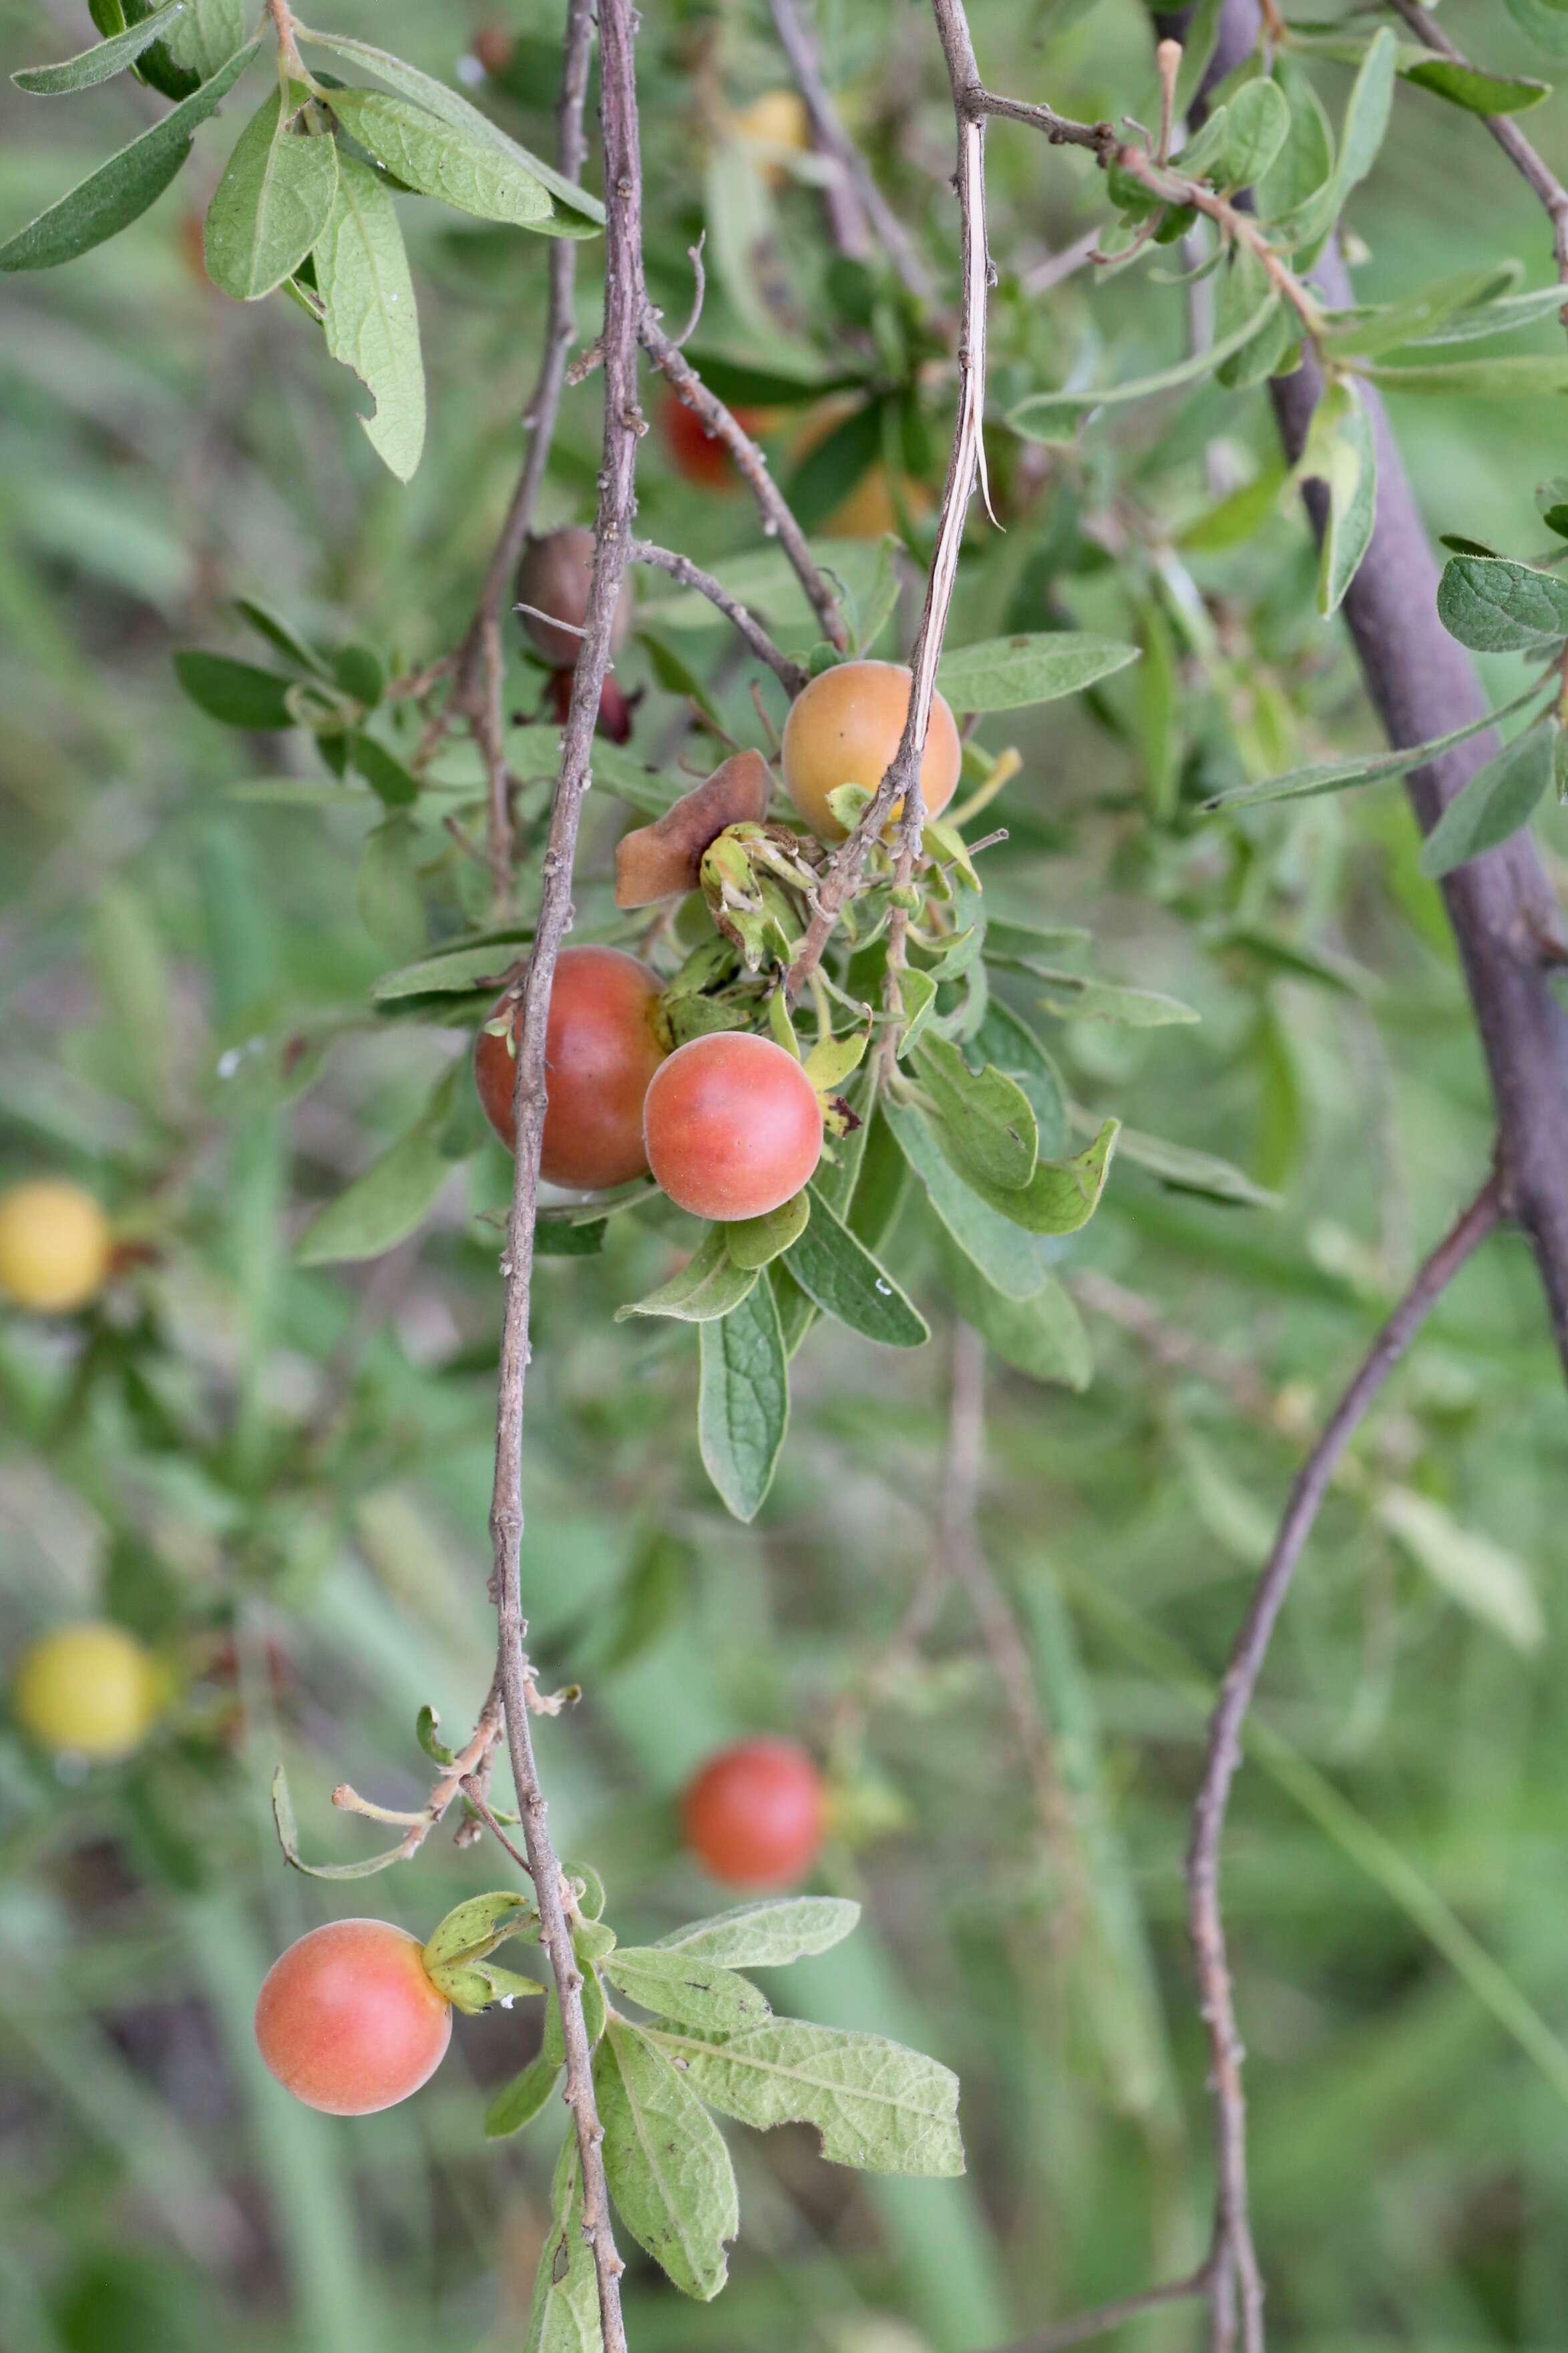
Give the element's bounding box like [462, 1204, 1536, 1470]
[602, 1947, 771, 2034]
[329, 89, 552, 226]
[654, 1895, 861, 1968]
[13, 1, 184, 94]
[313, 153, 425, 480]
[645, 2018, 964, 2177]
[526, 2135, 600, 2353]
[596, 2019, 738, 2301]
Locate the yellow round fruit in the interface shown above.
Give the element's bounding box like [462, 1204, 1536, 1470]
[732, 88, 811, 158]
[0, 1181, 113, 1313]
[780, 659, 963, 842]
[13, 1622, 161, 1761]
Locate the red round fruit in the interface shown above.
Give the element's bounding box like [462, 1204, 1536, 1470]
[658, 391, 765, 490]
[254, 1919, 452, 2116]
[475, 945, 668, 1191]
[642, 1033, 823, 1222]
[682, 1739, 825, 1889]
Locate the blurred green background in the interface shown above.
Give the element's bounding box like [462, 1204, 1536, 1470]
[5, 1, 1568, 2348]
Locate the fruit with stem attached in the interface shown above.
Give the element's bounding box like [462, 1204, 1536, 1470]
[683, 1739, 825, 1889]
[13, 1622, 161, 1761]
[780, 659, 962, 841]
[643, 1033, 823, 1221]
[254, 1920, 452, 2115]
[0, 1180, 113, 1313]
[475, 944, 668, 1190]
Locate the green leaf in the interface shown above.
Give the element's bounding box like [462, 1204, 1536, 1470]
[158, 0, 246, 84]
[602, 1948, 771, 2033]
[898, 967, 939, 1056]
[595, 2018, 739, 2301]
[1008, 299, 1278, 438]
[295, 1071, 457, 1263]
[912, 1034, 1037, 1192]
[971, 999, 1068, 1156]
[204, 87, 339, 301]
[1298, 374, 1376, 618]
[298, 29, 603, 228]
[935, 631, 1139, 713]
[1376, 1488, 1545, 1651]
[617, 1227, 760, 1323]
[1222, 76, 1290, 187]
[1108, 1123, 1280, 1208]
[1033, 972, 1199, 1027]
[313, 154, 425, 481]
[236, 595, 328, 673]
[13, 2, 185, 94]
[1322, 266, 1523, 361]
[883, 1099, 1045, 1300]
[698, 1277, 789, 1520]
[424, 1889, 538, 1968]
[328, 89, 552, 226]
[781, 1190, 929, 1348]
[268, 1763, 407, 1879]
[1402, 57, 1550, 117]
[1259, 64, 1334, 222]
[1417, 725, 1555, 878]
[1205, 681, 1549, 809]
[526, 2135, 600, 2353]
[347, 731, 420, 807]
[1340, 28, 1398, 190]
[0, 41, 257, 271]
[644, 2018, 964, 2177]
[173, 648, 297, 727]
[485, 2054, 562, 2141]
[1405, 285, 1568, 348]
[655, 1895, 861, 1968]
[1505, 0, 1568, 61]
[945, 1251, 1093, 1391]
[1361, 355, 1568, 397]
[372, 940, 525, 999]
[725, 1192, 811, 1272]
[429, 1956, 546, 2014]
[926, 1113, 1119, 1238]
[1438, 556, 1568, 654]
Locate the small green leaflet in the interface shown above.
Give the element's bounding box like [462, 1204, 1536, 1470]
[698, 1277, 789, 1520]
[372, 941, 525, 999]
[174, 649, 296, 727]
[328, 90, 552, 227]
[1362, 355, 1568, 397]
[781, 1191, 930, 1348]
[595, 2019, 739, 2302]
[0, 41, 258, 273]
[204, 88, 339, 301]
[297, 28, 603, 230]
[485, 2054, 561, 2141]
[1033, 972, 1199, 1027]
[313, 154, 425, 482]
[1402, 286, 1568, 348]
[1205, 680, 1549, 809]
[1221, 77, 1290, 188]
[1403, 57, 1549, 117]
[935, 632, 1139, 713]
[655, 1895, 861, 1968]
[926, 1113, 1119, 1238]
[526, 2136, 600, 2353]
[1322, 266, 1523, 361]
[602, 1947, 771, 2033]
[883, 1099, 1044, 1300]
[726, 1192, 811, 1271]
[1298, 380, 1376, 618]
[12, 2, 185, 94]
[1008, 299, 1278, 439]
[1438, 555, 1568, 654]
[617, 1227, 759, 1323]
[1505, 0, 1568, 62]
[158, 0, 246, 85]
[644, 2019, 964, 2177]
[1106, 1122, 1280, 1209]
[1418, 725, 1555, 879]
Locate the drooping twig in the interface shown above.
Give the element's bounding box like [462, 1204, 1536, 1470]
[1387, 0, 1568, 329]
[445, 0, 595, 906]
[765, 0, 934, 297]
[1187, 1176, 1501, 2351]
[789, 0, 992, 1002]
[638, 311, 849, 652]
[627, 539, 809, 693]
[485, 1, 650, 2342]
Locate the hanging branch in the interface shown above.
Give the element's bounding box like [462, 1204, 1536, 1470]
[765, 0, 934, 296]
[484, 1, 652, 2343]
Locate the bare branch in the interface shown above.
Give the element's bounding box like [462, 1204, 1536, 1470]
[1388, 0, 1568, 329]
[638, 312, 849, 652]
[765, 0, 934, 296]
[996, 2266, 1215, 2353]
[789, 0, 991, 1001]
[628, 539, 809, 693]
[445, 0, 595, 906]
[1188, 1175, 1502, 2351]
[484, 1, 652, 2340]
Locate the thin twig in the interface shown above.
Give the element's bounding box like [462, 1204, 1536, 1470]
[485, 1, 650, 2340]
[1115, 143, 1324, 344]
[1069, 1268, 1273, 1419]
[996, 2265, 1216, 2353]
[628, 540, 809, 693]
[1185, 1174, 1502, 2352]
[638, 311, 849, 652]
[460, 1775, 538, 1881]
[765, 0, 934, 296]
[962, 84, 1119, 164]
[445, 0, 595, 908]
[789, 0, 992, 1003]
[1387, 0, 1568, 330]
